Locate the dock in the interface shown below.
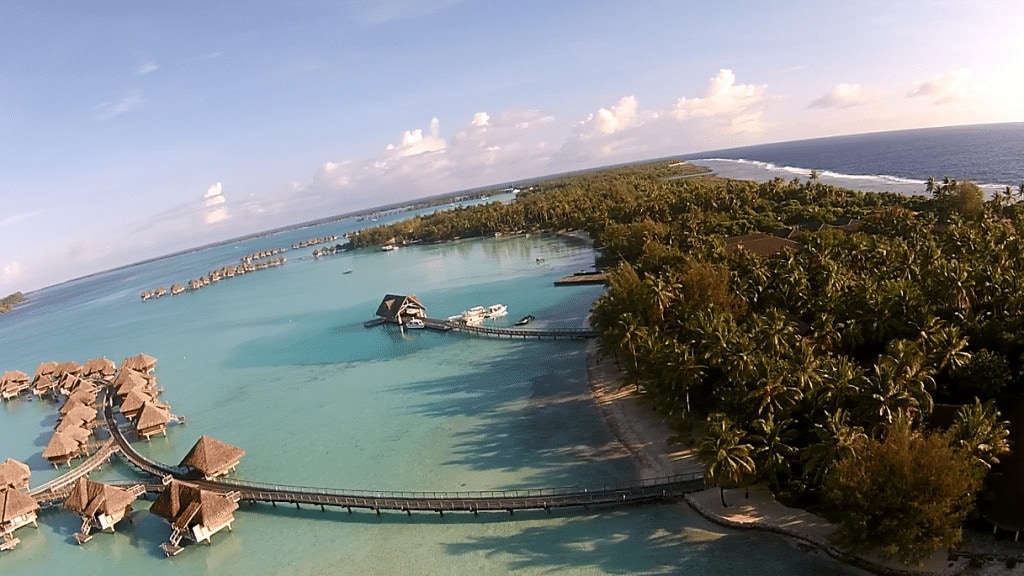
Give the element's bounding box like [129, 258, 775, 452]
[95, 385, 704, 517]
[554, 272, 608, 286]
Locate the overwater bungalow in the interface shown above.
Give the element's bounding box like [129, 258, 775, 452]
[42, 429, 88, 467]
[179, 436, 245, 480]
[56, 404, 97, 431]
[0, 458, 30, 490]
[59, 396, 92, 417]
[150, 480, 240, 556]
[375, 294, 428, 326]
[0, 487, 39, 550]
[31, 374, 58, 398]
[53, 361, 83, 379]
[64, 382, 99, 407]
[0, 371, 30, 400]
[120, 389, 158, 421]
[114, 369, 156, 399]
[64, 478, 145, 543]
[135, 402, 171, 440]
[121, 353, 157, 375]
[82, 357, 116, 380]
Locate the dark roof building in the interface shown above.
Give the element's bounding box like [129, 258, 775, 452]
[375, 294, 427, 324]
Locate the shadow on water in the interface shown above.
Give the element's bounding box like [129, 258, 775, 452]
[236, 499, 570, 526]
[393, 340, 634, 489]
[441, 505, 863, 576]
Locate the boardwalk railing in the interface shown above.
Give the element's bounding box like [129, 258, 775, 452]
[99, 384, 705, 515]
[423, 318, 596, 340]
[28, 438, 120, 502]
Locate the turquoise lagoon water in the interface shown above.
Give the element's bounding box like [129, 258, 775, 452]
[0, 217, 866, 575]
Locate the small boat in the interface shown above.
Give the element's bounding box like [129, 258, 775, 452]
[381, 244, 398, 252]
[343, 269, 353, 274]
[405, 318, 425, 329]
[514, 315, 535, 326]
[484, 304, 508, 318]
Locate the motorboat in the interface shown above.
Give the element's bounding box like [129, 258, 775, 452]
[405, 318, 425, 329]
[514, 315, 535, 326]
[484, 304, 507, 318]
[381, 244, 398, 252]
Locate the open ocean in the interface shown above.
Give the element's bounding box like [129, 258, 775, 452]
[13, 122, 1023, 574]
[683, 122, 1024, 197]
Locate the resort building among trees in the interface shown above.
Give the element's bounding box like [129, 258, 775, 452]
[150, 480, 240, 556]
[179, 436, 245, 480]
[64, 478, 145, 543]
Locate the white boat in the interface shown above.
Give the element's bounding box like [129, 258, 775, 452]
[381, 244, 398, 252]
[484, 304, 507, 318]
[405, 318, 425, 329]
[463, 305, 486, 319]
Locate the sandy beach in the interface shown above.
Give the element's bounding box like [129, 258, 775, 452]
[585, 340, 976, 576]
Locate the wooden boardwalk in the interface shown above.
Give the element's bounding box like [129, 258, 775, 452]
[29, 437, 120, 506]
[99, 386, 703, 517]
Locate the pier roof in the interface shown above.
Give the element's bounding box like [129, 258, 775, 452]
[0, 459, 30, 490]
[375, 294, 426, 321]
[179, 436, 245, 479]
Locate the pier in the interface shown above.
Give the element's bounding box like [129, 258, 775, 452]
[96, 387, 702, 517]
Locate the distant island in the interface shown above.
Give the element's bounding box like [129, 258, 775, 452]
[0, 292, 25, 314]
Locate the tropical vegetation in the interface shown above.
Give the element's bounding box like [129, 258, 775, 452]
[351, 160, 1024, 563]
[0, 292, 25, 314]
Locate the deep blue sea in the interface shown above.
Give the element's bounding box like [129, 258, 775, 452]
[11, 122, 1019, 574]
[683, 122, 1024, 196]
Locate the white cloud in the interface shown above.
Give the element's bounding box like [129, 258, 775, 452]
[203, 182, 230, 224]
[95, 91, 143, 121]
[137, 61, 160, 75]
[2, 261, 22, 283]
[673, 69, 767, 127]
[809, 83, 869, 108]
[384, 117, 446, 158]
[471, 112, 490, 127]
[908, 69, 977, 103]
[592, 95, 640, 135]
[0, 211, 39, 227]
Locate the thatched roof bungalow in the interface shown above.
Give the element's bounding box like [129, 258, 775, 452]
[42, 429, 88, 467]
[0, 487, 39, 536]
[0, 459, 30, 490]
[57, 404, 98, 430]
[64, 478, 144, 539]
[135, 402, 171, 440]
[31, 361, 58, 384]
[0, 371, 29, 400]
[375, 294, 427, 324]
[53, 361, 83, 379]
[120, 389, 158, 421]
[179, 436, 245, 480]
[82, 357, 117, 380]
[150, 480, 239, 555]
[121, 353, 157, 375]
[114, 369, 156, 399]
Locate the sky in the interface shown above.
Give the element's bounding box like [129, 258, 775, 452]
[1, 0, 1022, 293]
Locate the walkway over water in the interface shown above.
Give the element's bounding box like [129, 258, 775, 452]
[99, 389, 703, 516]
[365, 317, 596, 340]
[29, 438, 120, 506]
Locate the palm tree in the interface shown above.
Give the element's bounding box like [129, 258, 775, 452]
[948, 398, 1011, 470]
[801, 408, 867, 488]
[697, 414, 756, 507]
[749, 415, 797, 491]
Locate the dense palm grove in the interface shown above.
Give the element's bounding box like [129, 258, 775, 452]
[351, 162, 1024, 563]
